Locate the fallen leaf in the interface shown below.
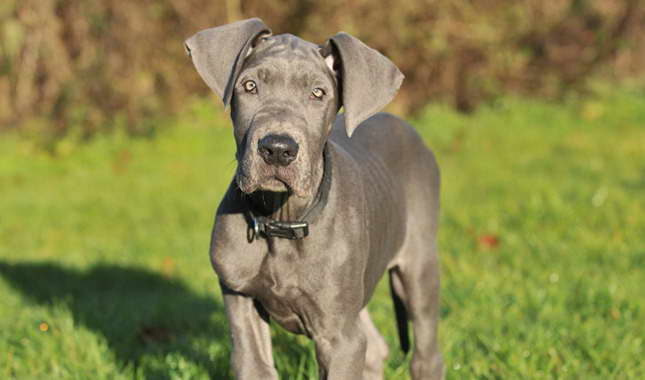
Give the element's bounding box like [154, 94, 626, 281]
[478, 234, 500, 249]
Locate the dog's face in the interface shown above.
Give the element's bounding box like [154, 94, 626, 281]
[185, 18, 404, 198]
[230, 35, 340, 198]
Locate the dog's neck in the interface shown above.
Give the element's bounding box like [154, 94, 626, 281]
[245, 145, 330, 223]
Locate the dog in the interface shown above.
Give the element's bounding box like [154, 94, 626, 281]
[185, 18, 443, 380]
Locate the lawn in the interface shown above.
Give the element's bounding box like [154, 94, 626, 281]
[1, 87, 643, 379]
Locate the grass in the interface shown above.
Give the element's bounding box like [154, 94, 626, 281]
[1, 86, 644, 379]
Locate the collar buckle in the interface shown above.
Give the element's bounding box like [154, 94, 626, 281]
[248, 215, 309, 242]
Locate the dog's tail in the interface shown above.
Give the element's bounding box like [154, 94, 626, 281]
[388, 268, 410, 354]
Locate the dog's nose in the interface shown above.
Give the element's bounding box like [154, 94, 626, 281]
[258, 134, 299, 166]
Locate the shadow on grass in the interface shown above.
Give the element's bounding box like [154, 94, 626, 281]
[0, 260, 318, 378]
[0, 261, 232, 379]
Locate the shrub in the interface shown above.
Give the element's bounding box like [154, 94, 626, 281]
[1, 0, 643, 138]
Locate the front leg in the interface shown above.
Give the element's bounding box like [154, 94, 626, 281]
[221, 283, 278, 380]
[314, 317, 367, 380]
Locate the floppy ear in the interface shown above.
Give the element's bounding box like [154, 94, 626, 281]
[324, 33, 404, 137]
[184, 18, 271, 106]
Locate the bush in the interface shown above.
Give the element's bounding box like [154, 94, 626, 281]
[1, 0, 643, 139]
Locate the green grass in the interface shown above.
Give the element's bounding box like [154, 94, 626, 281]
[1, 87, 644, 379]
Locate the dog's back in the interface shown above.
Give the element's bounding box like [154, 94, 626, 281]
[330, 112, 440, 234]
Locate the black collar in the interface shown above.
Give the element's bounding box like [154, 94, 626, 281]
[246, 145, 332, 242]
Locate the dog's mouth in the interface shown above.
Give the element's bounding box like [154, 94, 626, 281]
[236, 170, 293, 195]
[259, 176, 290, 192]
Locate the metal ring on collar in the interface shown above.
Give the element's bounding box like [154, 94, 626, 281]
[247, 217, 258, 243]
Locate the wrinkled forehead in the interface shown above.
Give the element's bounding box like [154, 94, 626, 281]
[243, 34, 330, 73]
[253, 34, 321, 60]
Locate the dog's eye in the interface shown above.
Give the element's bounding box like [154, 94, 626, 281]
[311, 88, 325, 100]
[243, 80, 257, 94]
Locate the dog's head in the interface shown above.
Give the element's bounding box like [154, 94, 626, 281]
[185, 18, 403, 198]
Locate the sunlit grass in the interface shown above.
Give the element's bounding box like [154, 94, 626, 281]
[1, 87, 644, 379]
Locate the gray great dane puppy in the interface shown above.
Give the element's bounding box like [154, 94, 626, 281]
[185, 18, 443, 380]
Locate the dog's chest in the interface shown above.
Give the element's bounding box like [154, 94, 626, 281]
[249, 244, 327, 336]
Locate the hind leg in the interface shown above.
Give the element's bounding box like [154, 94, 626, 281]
[359, 308, 389, 380]
[392, 236, 444, 380]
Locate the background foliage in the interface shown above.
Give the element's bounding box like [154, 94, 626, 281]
[1, 0, 644, 139]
